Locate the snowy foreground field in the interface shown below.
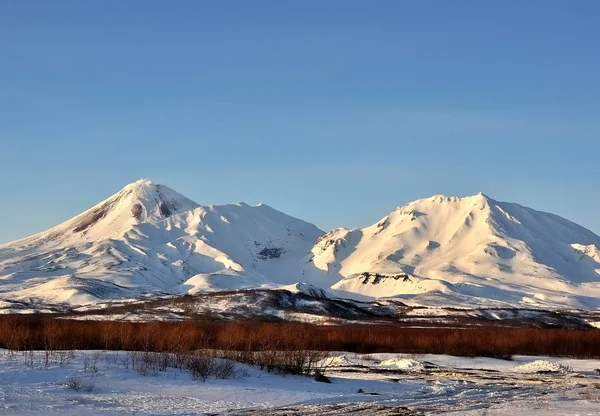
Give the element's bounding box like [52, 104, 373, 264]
[1, 350, 600, 415]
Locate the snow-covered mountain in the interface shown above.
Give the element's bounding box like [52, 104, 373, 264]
[2, 183, 600, 310]
[304, 193, 600, 309]
[0, 180, 323, 305]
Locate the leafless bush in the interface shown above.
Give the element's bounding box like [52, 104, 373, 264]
[104, 351, 120, 365]
[155, 351, 174, 372]
[83, 352, 101, 373]
[63, 375, 94, 392]
[127, 351, 155, 376]
[22, 350, 36, 368]
[4, 315, 600, 360]
[234, 366, 250, 379]
[121, 349, 238, 380]
[127, 351, 140, 370]
[136, 359, 158, 377]
[121, 356, 130, 370]
[211, 359, 236, 379]
[244, 350, 329, 375]
[130, 351, 177, 377]
[41, 321, 63, 367]
[185, 353, 213, 381]
[19, 349, 76, 369]
[183, 351, 238, 381]
[57, 350, 76, 367]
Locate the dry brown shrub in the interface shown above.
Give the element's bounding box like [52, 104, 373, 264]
[1, 316, 600, 359]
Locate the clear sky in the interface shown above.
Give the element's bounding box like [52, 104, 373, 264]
[1, 0, 599, 243]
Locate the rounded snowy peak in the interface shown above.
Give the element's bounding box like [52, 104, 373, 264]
[121, 178, 155, 190]
[426, 192, 491, 203]
[393, 192, 493, 213]
[113, 179, 199, 221]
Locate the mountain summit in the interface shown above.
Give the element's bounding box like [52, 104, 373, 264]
[1, 186, 599, 310]
[304, 193, 600, 308]
[0, 180, 323, 305]
[5, 179, 200, 249]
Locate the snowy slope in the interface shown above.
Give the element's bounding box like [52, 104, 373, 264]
[2, 184, 600, 310]
[305, 193, 600, 309]
[0, 180, 323, 304]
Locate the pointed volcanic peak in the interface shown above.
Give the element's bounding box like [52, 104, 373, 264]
[0, 180, 324, 306]
[4, 179, 200, 249]
[116, 179, 199, 222]
[307, 192, 600, 308]
[84, 179, 200, 230]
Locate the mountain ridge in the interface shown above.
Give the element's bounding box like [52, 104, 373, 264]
[1, 180, 600, 311]
[0, 180, 323, 305]
[304, 192, 600, 308]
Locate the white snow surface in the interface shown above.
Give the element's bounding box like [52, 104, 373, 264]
[307, 193, 600, 309]
[377, 358, 423, 371]
[513, 360, 569, 374]
[1, 350, 600, 415]
[2, 182, 600, 309]
[0, 180, 323, 305]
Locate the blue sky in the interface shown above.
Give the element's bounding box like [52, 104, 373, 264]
[1, 0, 599, 242]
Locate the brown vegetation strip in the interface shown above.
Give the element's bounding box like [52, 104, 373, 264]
[0, 316, 599, 358]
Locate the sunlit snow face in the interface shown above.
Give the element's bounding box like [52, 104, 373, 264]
[1, 183, 599, 310]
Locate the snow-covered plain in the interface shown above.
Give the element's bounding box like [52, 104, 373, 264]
[1, 350, 600, 415]
[1, 179, 600, 311]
